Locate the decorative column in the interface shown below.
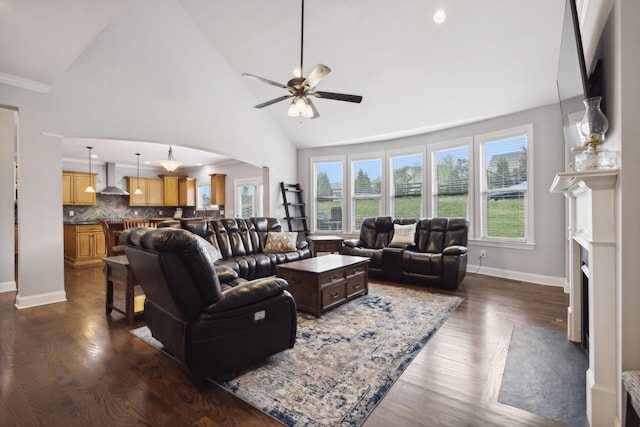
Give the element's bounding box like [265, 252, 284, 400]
[550, 169, 618, 427]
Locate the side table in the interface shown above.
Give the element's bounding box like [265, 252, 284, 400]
[102, 255, 145, 324]
[307, 235, 344, 257]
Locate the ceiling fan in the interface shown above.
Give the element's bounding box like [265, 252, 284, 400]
[242, 0, 362, 120]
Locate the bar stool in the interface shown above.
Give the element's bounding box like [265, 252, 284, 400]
[122, 217, 146, 229]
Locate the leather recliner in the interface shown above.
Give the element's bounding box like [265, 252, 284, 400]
[340, 216, 395, 276]
[120, 226, 297, 381]
[396, 217, 468, 290]
[157, 217, 312, 280]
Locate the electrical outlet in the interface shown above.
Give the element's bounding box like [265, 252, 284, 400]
[69, 211, 74, 216]
[134, 210, 138, 215]
[479, 249, 487, 259]
[159, 210, 163, 215]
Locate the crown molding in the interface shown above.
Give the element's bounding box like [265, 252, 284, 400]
[0, 72, 50, 93]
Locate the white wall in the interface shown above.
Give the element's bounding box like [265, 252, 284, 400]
[298, 103, 567, 286]
[0, 0, 297, 306]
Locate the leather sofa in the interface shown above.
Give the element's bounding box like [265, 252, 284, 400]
[120, 226, 297, 381]
[341, 217, 469, 290]
[156, 217, 312, 281]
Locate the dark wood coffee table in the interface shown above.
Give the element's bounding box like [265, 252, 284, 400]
[276, 254, 369, 317]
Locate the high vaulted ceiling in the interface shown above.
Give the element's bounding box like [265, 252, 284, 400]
[0, 0, 567, 164]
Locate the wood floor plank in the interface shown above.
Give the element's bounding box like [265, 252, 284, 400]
[0, 265, 571, 426]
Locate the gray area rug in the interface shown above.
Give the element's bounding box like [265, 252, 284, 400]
[498, 324, 589, 427]
[132, 283, 463, 426]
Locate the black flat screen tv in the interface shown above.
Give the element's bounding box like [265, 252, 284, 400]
[556, 0, 594, 164]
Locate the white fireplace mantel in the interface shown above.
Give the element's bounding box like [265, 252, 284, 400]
[550, 168, 618, 427]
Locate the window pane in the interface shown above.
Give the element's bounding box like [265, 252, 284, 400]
[351, 158, 382, 231]
[481, 134, 527, 240]
[391, 153, 422, 218]
[238, 185, 254, 217]
[315, 162, 343, 231]
[197, 184, 212, 209]
[432, 146, 469, 218]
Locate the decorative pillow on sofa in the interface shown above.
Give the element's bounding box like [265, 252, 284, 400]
[390, 223, 416, 245]
[264, 232, 298, 252]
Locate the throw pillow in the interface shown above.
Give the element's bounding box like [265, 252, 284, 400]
[264, 232, 298, 252]
[390, 223, 417, 245]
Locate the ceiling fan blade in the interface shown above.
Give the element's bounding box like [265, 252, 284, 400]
[312, 91, 363, 103]
[303, 64, 331, 90]
[242, 73, 289, 90]
[254, 95, 292, 109]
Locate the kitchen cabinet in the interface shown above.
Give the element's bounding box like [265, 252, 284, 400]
[62, 171, 97, 205]
[179, 177, 196, 207]
[126, 177, 164, 206]
[210, 173, 226, 206]
[160, 174, 184, 207]
[64, 224, 107, 267]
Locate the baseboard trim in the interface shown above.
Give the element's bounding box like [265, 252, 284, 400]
[467, 264, 565, 288]
[15, 290, 67, 309]
[0, 280, 17, 293]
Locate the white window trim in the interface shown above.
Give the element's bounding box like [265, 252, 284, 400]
[426, 137, 474, 238]
[386, 146, 426, 218]
[196, 182, 211, 211]
[348, 152, 385, 233]
[234, 176, 263, 218]
[473, 124, 534, 246]
[309, 155, 347, 233]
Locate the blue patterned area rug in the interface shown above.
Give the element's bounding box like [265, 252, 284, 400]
[131, 283, 463, 426]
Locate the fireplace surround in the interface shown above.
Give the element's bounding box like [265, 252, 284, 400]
[550, 168, 618, 426]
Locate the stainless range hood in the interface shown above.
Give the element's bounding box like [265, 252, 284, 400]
[100, 162, 129, 196]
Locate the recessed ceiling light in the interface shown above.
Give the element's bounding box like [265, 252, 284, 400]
[433, 9, 446, 24]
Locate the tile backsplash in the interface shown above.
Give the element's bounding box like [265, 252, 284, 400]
[62, 194, 201, 223]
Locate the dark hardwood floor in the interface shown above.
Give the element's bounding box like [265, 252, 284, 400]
[0, 264, 570, 426]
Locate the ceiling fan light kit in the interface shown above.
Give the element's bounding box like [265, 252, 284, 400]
[243, 0, 362, 120]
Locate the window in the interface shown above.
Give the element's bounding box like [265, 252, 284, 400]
[429, 140, 470, 218]
[313, 159, 344, 232]
[307, 124, 533, 246]
[350, 157, 382, 232]
[197, 184, 212, 210]
[236, 178, 263, 218]
[390, 152, 423, 218]
[476, 125, 532, 242]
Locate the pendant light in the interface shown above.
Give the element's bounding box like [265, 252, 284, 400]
[134, 153, 143, 195]
[158, 145, 183, 172]
[84, 146, 95, 193]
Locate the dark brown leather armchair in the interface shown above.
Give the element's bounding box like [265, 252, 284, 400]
[340, 216, 394, 276]
[120, 227, 297, 381]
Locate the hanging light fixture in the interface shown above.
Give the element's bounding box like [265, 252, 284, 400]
[84, 146, 95, 193]
[158, 145, 183, 172]
[134, 153, 143, 195]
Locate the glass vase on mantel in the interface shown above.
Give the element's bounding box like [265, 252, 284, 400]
[575, 96, 616, 171]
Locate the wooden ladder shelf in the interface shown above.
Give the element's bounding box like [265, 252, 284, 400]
[280, 182, 309, 236]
